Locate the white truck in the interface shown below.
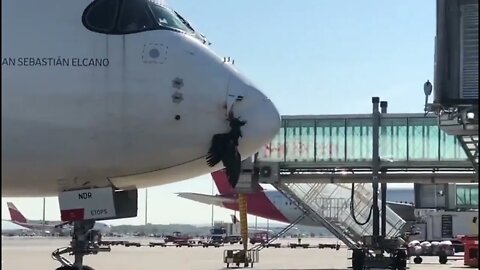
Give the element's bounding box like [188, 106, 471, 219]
[405, 209, 478, 259]
[409, 209, 478, 242]
[210, 221, 241, 244]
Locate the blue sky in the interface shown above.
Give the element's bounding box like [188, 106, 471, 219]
[1, 0, 434, 226]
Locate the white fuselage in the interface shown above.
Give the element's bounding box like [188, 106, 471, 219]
[12, 220, 111, 235]
[264, 189, 415, 227]
[264, 191, 324, 227]
[179, 188, 415, 227]
[1, 0, 280, 196]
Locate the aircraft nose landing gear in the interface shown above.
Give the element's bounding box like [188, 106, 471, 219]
[52, 220, 111, 270]
[54, 186, 137, 269]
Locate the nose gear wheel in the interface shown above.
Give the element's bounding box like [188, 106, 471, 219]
[52, 220, 111, 270]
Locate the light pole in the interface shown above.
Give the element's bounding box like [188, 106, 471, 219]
[42, 197, 46, 226]
[145, 188, 148, 225]
[266, 219, 270, 240]
[423, 80, 433, 115]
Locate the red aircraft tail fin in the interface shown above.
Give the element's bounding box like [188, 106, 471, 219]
[211, 169, 263, 195]
[7, 202, 27, 223]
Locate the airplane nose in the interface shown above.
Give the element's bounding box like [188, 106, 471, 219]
[244, 96, 281, 155]
[227, 73, 281, 157]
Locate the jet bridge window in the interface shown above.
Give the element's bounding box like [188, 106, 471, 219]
[83, 0, 120, 33]
[456, 185, 478, 208]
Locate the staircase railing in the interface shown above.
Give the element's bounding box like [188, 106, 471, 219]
[273, 182, 359, 249]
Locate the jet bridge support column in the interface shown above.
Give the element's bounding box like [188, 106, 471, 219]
[238, 193, 248, 252]
[223, 156, 260, 268]
[380, 101, 388, 238]
[350, 98, 407, 270]
[372, 97, 380, 239]
[236, 157, 258, 252]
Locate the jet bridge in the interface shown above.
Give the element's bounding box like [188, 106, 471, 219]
[245, 98, 475, 269]
[428, 0, 479, 176]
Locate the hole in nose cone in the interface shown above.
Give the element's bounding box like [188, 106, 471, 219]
[226, 70, 280, 157]
[236, 88, 281, 157]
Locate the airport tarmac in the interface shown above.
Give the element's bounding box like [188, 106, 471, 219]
[2, 237, 466, 270]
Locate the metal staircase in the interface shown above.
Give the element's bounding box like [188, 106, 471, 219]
[272, 182, 359, 249]
[270, 182, 407, 249]
[249, 213, 306, 252]
[457, 135, 479, 175]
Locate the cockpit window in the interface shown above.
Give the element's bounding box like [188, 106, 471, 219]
[147, 2, 194, 33]
[83, 0, 120, 32]
[118, 0, 154, 33]
[173, 11, 196, 33]
[83, 0, 201, 37]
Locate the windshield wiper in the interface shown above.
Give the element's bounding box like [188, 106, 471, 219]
[174, 11, 195, 32]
